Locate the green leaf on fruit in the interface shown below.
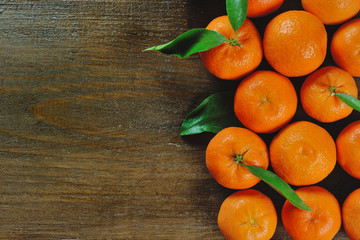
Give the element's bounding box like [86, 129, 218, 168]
[242, 164, 312, 212]
[180, 91, 242, 135]
[143, 28, 227, 58]
[335, 93, 360, 112]
[226, 0, 248, 33]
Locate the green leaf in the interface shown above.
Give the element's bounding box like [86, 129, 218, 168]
[335, 93, 360, 112]
[226, 0, 248, 33]
[143, 28, 227, 58]
[242, 164, 312, 211]
[180, 91, 242, 135]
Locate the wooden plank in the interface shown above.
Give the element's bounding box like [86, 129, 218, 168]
[0, 0, 359, 239]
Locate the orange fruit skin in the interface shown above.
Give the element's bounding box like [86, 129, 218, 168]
[234, 71, 297, 133]
[301, 0, 360, 25]
[270, 121, 336, 186]
[218, 189, 277, 240]
[247, 0, 284, 18]
[343, 188, 360, 240]
[336, 121, 360, 179]
[331, 18, 360, 77]
[206, 127, 269, 189]
[282, 186, 341, 240]
[199, 16, 263, 80]
[263, 11, 327, 77]
[301, 66, 358, 123]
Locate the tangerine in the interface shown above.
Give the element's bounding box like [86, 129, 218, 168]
[342, 188, 360, 240]
[263, 11, 327, 77]
[301, 0, 360, 25]
[282, 186, 341, 240]
[206, 127, 268, 189]
[331, 18, 360, 77]
[270, 121, 336, 186]
[300, 66, 358, 123]
[247, 0, 284, 18]
[199, 16, 262, 80]
[218, 189, 277, 240]
[336, 121, 360, 179]
[234, 70, 297, 133]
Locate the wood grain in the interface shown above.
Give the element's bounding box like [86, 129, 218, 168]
[0, 0, 359, 239]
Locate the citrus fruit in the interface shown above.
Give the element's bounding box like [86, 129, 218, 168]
[342, 188, 360, 240]
[270, 121, 336, 186]
[234, 70, 297, 133]
[301, 0, 360, 25]
[282, 186, 341, 240]
[206, 127, 268, 189]
[263, 10, 327, 77]
[218, 189, 277, 240]
[336, 121, 360, 179]
[199, 16, 263, 80]
[300, 66, 358, 123]
[247, 0, 284, 18]
[331, 18, 360, 77]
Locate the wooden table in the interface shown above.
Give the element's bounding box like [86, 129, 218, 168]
[0, 0, 359, 239]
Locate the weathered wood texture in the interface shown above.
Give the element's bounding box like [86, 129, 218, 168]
[0, 0, 359, 239]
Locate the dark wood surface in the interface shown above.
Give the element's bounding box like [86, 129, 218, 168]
[0, 0, 359, 239]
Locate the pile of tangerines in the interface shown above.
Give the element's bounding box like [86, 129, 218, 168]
[203, 0, 360, 239]
[147, 0, 360, 239]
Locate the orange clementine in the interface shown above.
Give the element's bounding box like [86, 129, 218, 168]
[300, 66, 358, 123]
[247, 0, 284, 18]
[270, 121, 336, 186]
[234, 70, 297, 133]
[342, 188, 360, 240]
[336, 121, 360, 179]
[218, 189, 277, 240]
[199, 16, 263, 80]
[206, 127, 268, 189]
[331, 18, 360, 77]
[301, 0, 360, 25]
[282, 186, 341, 240]
[263, 11, 327, 77]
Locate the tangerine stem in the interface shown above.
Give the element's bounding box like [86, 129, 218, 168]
[234, 154, 243, 164]
[330, 86, 336, 96]
[235, 33, 239, 44]
[227, 37, 242, 47]
[249, 218, 256, 225]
